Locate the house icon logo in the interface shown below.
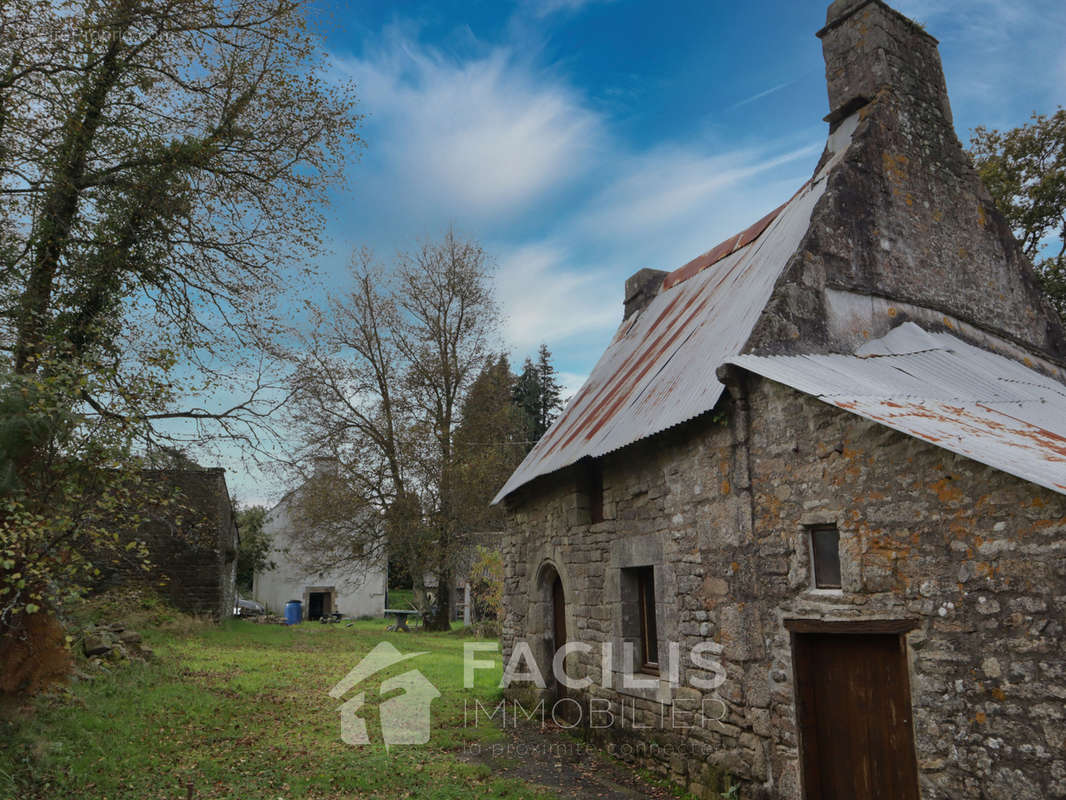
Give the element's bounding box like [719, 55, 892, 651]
[329, 641, 440, 750]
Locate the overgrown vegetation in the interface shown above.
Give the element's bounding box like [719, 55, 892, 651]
[0, 0, 359, 667]
[234, 503, 271, 595]
[468, 546, 503, 626]
[0, 614, 560, 799]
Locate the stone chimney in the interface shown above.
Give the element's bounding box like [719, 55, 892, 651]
[818, 0, 953, 130]
[623, 268, 667, 321]
[742, 0, 1066, 362]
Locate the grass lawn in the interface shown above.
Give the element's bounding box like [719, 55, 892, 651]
[0, 616, 558, 800]
[384, 588, 417, 611]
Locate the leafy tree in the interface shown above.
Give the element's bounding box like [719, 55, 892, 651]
[289, 232, 500, 631]
[0, 0, 359, 644]
[467, 546, 503, 625]
[969, 108, 1066, 320]
[234, 503, 271, 595]
[452, 355, 527, 531]
[513, 343, 564, 447]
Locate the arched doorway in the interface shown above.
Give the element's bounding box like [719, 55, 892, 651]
[535, 562, 567, 702]
[551, 573, 566, 700]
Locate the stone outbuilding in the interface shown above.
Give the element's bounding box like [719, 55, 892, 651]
[493, 2, 1066, 799]
[125, 467, 239, 619]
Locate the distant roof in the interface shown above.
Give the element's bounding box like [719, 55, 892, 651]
[729, 323, 1066, 496]
[493, 117, 863, 504]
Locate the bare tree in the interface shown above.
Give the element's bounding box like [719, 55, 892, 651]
[289, 232, 500, 630]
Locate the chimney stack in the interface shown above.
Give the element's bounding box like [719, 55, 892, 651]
[623, 268, 667, 321]
[818, 0, 953, 129]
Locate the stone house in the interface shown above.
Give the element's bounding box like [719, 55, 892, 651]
[493, 2, 1066, 799]
[253, 488, 387, 620]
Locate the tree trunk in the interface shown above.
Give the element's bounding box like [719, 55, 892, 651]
[424, 566, 452, 631]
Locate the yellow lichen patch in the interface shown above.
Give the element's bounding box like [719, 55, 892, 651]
[881, 151, 910, 189]
[931, 477, 964, 503]
[720, 478, 731, 496]
[888, 306, 898, 317]
[977, 203, 987, 227]
[975, 712, 987, 725]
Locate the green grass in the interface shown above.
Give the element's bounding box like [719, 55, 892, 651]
[385, 588, 416, 610]
[0, 618, 557, 799]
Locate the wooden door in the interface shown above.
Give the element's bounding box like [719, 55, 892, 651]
[551, 576, 567, 700]
[793, 633, 919, 800]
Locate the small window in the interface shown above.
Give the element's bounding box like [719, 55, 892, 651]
[809, 525, 842, 589]
[621, 566, 659, 673]
[578, 458, 604, 524]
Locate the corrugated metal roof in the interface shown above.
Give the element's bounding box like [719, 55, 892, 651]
[493, 116, 864, 504]
[728, 322, 1066, 496]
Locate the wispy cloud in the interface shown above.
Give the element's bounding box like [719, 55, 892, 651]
[574, 141, 820, 242]
[893, 0, 1066, 119]
[527, 0, 616, 19]
[492, 136, 821, 360]
[333, 31, 824, 364]
[728, 80, 798, 111]
[333, 32, 604, 224]
[495, 242, 619, 352]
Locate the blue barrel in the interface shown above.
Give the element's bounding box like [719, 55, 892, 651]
[284, 600, 302, 625]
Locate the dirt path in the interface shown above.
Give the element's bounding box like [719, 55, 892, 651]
[459, 721, 681, 799]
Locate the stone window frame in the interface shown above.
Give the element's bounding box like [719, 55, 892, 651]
[606, 534, 676, 704]
[808, 524, 842, 589]
[798, 513, 847, 596]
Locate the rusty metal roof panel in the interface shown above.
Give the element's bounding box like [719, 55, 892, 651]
[492, 175, 828, 504]
[492, 114, 863, 504]
[728, 322, 1066, 496]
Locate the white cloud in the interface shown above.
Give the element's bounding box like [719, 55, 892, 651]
[575, 141, 821, 242]
[527, 0, 615, 18]
[893, 0, 1066, 114]
[334, 35, 603, 222]
[492, 136, 822, 360]
[728, 80, 798, 111]
[496, 242, 620, 352]
[331, 25, 826, 383]
[556, 371, 589, 402]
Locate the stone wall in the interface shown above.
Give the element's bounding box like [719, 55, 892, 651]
[114, 468, 238, 619]
[501, 376, 1066, 799]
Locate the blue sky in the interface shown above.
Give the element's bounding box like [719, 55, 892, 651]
[229, 0, 1066, 505]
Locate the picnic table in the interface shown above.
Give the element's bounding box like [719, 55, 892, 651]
[384, 608, 418, 632]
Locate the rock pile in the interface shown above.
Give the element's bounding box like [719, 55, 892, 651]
[81, 621, 153, 664]
[246, 613, 286, 625]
